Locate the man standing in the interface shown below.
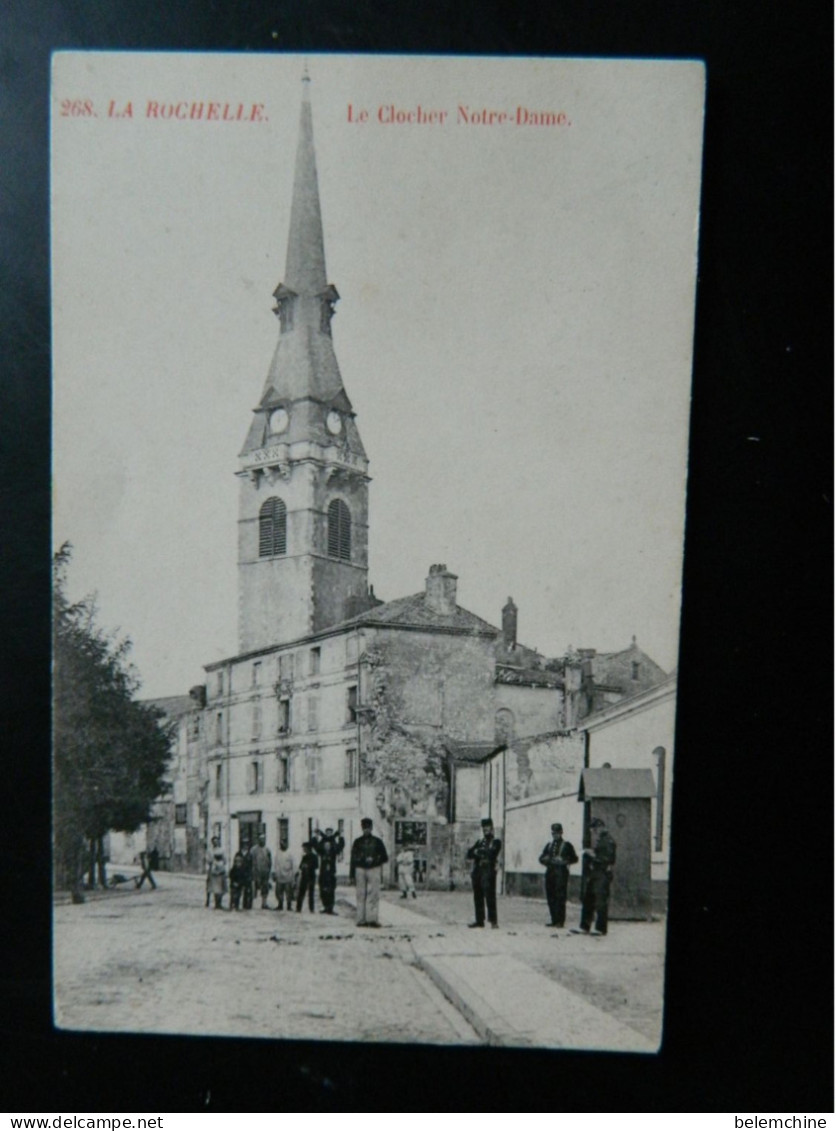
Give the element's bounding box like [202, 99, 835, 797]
[249, 833, 272, 910]
[349, 817, 389, 927]
[273, 836, 295, 911]
[466, 818, 502, 928]
[396, 843, 416, 899]
[578, 816, 617, 936]
[241, 843, 254, 910]
[539, 822, 578, 927]
[295, 841, 318, 913]
[313, 826, 345, 915]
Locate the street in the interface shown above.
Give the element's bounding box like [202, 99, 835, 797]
[53, 873, 664, 1050]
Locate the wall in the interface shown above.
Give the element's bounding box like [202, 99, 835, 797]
[503, 791, 584, 898]
[501, 731, 585, 897]
[505, 731, 585, 803]
[367, 627, 497, 744]
[494, 683, 564, 740]
[455, 764, 482, 820]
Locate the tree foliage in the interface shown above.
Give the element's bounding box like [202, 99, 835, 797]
[53, 544, 174, 888]
[360, 645, 448, 820]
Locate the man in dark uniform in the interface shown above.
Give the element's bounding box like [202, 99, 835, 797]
[466, 818, 502, 928]
[578, 816, 617, 936]
[241, 843, 254, 910]
[539, 821, 578, 927]
[295, 841, 318, 912]
[312, 825, 345, 914]
[349, 818, 389, 927]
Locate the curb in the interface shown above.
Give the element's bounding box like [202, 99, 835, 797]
[413, 953, 527, 1046]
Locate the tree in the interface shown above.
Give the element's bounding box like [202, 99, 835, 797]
[53, 544, 174, 896]
[359, 645, 448, 822]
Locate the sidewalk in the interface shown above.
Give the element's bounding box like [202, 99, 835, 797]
[342, 889, 663, 1052]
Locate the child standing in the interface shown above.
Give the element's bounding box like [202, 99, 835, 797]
[295, 841, 318, 912]
[229, 851, 248, 911]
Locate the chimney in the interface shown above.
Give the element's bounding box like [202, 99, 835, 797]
[189, 684, 207, 708]
[425, 563, 458, 615]
[502, 597, 518, 650]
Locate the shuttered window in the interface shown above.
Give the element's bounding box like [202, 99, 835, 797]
[259, 497, 287, 557]
[327, 499, 351, 561]
[344, 748, 357, 788]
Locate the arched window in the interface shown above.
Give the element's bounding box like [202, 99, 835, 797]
[495, 708, 515, 744]
[259, 497, 287, 557]
[327, 498, 351, 561]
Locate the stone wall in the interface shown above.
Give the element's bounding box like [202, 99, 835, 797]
[505, 731, 585, 803]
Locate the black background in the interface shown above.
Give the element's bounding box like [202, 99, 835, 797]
[1, 0, 832, 1113]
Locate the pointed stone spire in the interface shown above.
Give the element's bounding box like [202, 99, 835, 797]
[284, 69, 327, 296]
[239, 68, 366, 463]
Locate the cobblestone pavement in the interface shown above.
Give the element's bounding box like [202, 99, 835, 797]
[53, 874, 479, 1045]
[53, 874, 664, 1046]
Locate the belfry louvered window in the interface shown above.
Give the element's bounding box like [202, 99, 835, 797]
[327, 499, 351, 561]
[259, 497, 287, 557]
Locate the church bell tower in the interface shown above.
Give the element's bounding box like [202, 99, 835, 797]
[237, 72, 370, 653]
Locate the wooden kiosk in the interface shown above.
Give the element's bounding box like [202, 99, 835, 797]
[578, 767, 656, 920]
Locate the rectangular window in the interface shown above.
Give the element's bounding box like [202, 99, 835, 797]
[307, 695, 319, 732]
[309, 647, 321, 675]
[248, 761, 262, 795]
[279, 653, 294, 681]
[214, 763, 223, 800]
[631, 661, 640, 680]
[346, 634, 359, 664]
[174, 803, 188, 826]
[277, 751, 290, 792]
[278, 697, 291, 734]
[305, 750, 320, 791]
[190, 715, 200, 739]
[216, 671, 224, 697]
[277, 817, 289, 845]
[252, 661, 262, 687]
[347, 685, 358, 724]
[252, 699, 262, 739]
[344, 747, 357, 788]
[215, 712, 223, 745]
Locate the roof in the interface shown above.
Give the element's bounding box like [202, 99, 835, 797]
[578, 768, 656, 800]
[445, 740, 505, 765]
[339, 591, 499, 637]
[143, 695, 196, 718]
[578, 671, 678, 730]
[495, 664, 563, 689]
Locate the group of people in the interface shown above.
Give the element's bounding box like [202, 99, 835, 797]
[206, 827, 346, 914]
[205, 818, 404, 925]
[466, 816, 616, 936]
[205, 814, 617, 936]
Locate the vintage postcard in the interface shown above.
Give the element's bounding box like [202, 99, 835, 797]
[52, 52, 704, 1050]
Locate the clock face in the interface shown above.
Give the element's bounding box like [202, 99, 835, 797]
[269, 408, 289, 435]
[326, 410, 343, 435]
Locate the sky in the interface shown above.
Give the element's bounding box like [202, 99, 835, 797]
[52, 53, 704, 699]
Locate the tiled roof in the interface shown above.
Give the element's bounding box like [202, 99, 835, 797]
[144, 695, 195, 718]
[444, 739, 504, 764]
[339, 592, 499, 636]
[495, 664, 563, 689]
